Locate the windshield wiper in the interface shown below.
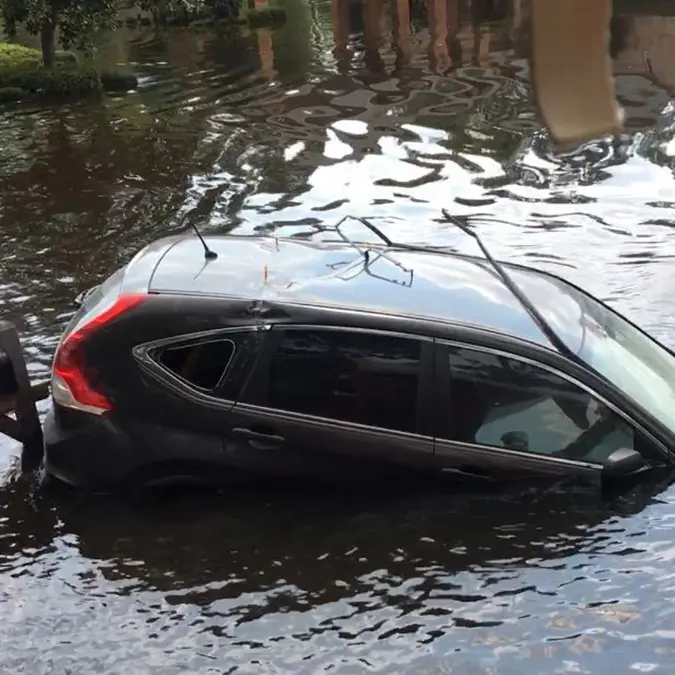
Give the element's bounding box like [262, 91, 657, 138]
[332, 212, 582, 363]
[439, 209, 581, 362]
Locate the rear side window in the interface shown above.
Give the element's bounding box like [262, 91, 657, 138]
[262, 329, 422, 433]
[155, 339, 235, 391]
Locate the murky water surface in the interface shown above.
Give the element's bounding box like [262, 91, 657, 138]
[3, 1, 675, 672]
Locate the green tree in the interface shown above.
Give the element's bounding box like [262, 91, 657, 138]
[0, 0, 119, 68]
[135, 0, 209, 25]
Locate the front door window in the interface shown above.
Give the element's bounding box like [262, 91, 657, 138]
[265, 328, 422, 433]
[446, 346, 637, 463]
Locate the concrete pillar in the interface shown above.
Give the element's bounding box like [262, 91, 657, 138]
[362, 0, 385, 75]
[331, 0, 351, 72]
[253, 0, 275, 78]
[392, 0, 412, 69]
[428, 0, 450, 72]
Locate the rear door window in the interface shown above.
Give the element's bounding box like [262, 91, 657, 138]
[259, 328, 423, 433]
[445, 346, 637, 463]
[156, 339, 235, 391]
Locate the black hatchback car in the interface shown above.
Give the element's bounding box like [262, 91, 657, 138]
[43, 218, 675, 491]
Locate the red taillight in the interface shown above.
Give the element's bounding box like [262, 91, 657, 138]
[52, 293, 147, 415]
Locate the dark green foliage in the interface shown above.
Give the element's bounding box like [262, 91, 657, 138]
[0, 84, 23, 100]
[1, 0, 22, 37]
[135, 0, 211, 25]
[245, 5, 285, 28]
[55, 48, 79, 64]
[132, 0, 286, 28]
[208, 0, 238, 22]
[123, 14, 152, 27]
[0, 40, 135, 102]
[0, 61, 101, 96]
[0, 0, 119, 67]
[30, 65, 101, 94]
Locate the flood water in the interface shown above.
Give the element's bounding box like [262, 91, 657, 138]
[3, 0, 675, 672]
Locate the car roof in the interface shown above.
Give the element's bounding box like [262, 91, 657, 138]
[147, 234, 589, 353]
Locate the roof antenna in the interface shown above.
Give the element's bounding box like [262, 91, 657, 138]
[441, 208, 579, 363]
[189, 221, 218, 260]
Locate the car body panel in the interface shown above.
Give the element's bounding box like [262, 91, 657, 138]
[42, 233, 675, 490]
[219, 325, 438, 480]
[43, 405, 234, 489]
[46, 294, 673, 489]
[221, 403, 437, 481]
[431, 338, 672, 481]
[122, 235, 185, 295]
[146, 234, 593, 352]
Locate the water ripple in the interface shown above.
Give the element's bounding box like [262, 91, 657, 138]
[3, 1, 675, 672]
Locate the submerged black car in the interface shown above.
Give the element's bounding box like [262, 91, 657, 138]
[43, 217, 675, 491]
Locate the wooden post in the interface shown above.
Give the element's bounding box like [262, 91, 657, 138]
[0, 321, 43, 451]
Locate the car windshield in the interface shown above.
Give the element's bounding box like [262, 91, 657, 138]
[555, 281, 675, 436]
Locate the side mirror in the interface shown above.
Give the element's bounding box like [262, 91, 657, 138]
[602, 447, 648, 481]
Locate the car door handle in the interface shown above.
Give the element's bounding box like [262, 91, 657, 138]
[232, 427, 286, 449]
[441, 466, 492, 480]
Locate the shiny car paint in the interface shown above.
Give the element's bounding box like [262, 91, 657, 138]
[42, 234, 675, 490]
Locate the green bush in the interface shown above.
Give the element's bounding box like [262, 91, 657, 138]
[0, 42, 138, 101]
[0, 86, 24, 102]
[55, 50, 80, 66]
[38, 66, 102, 96]
[0, 64, 102, 96]
[0, 43, 41, 71]
[0, 43, 79, 71]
